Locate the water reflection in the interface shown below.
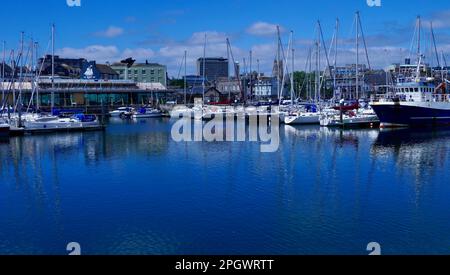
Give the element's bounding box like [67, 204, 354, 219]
[1, 121, 450, 254]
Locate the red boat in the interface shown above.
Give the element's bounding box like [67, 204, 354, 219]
[332, 102, 360, 111]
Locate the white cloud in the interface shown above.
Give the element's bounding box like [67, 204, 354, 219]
[121, 48, 155, 60]
[187, 31, 228, 45]
[94, 26, 124, 38]
[56, 45, 120, 62]
[246, 22, 285, 37]
[425, 10, 450, 29]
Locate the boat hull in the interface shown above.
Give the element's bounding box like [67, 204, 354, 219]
[132, 113, 163, 118]
[284, 114, 320, 125]
[0, 124, 10, 137]
[371, 102, 450, 128]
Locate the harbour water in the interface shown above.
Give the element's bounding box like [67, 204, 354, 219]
[1, 118, 450, 255]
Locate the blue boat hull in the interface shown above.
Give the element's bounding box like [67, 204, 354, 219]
[371, 103, 450, 128]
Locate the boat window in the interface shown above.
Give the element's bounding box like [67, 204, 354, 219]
[415, 88, 419, 92]
[409, 88, 414, 92]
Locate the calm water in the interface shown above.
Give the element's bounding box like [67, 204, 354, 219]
[1, 118, 450, 255]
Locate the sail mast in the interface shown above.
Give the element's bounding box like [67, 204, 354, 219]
[184, 50, 187, 105]
[291, 46, 295, 107]
[1, 41, 5, 107]
[35, 42, 40, 110]
[355, 12, 359, 100]
[276, 26, 281, 102]
[417, 16, 421, 62]
[430, 22, 440, 68]
[334, 18, 339, 100]
[51, 23, 55, 110]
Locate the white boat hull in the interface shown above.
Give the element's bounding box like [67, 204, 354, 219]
[284, 113, 320, 125]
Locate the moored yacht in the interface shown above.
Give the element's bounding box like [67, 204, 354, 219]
[23, 114, 101, 132]
[132, 107, 163, 118]
[109, 107, 134, 118]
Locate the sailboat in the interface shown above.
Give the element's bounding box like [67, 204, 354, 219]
[320, 12, 379, 127]
[285, 22, 330, 125]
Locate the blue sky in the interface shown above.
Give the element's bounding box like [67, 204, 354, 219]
[2, 0, 450, 76]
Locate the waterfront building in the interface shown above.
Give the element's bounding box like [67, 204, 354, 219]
[184, 75, 209, 87]
[81, 61, 119, 81]
[0, 63, 13, 78]
[38, 55, 87, 78]
[253, 77, 278, 99]
[387, 59, 430, 79]
[197, 57, 229, 82]
[215, 77, 241, 97]
[111, 61, 167, 86]
[325, 64, 373, 99]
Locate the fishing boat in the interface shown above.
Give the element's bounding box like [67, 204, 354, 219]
[371, 78, 450, 128]
[132, 107, 163, 118]
[371, 17, 450, 128]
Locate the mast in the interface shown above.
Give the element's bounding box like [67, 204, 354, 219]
[355, 12, 359, 100]
[202, 33, 206, 104]
[315, 27, 319, 103]
[184, 50, 187, 105]
[417, 16, 421, 63]
[18, 32, 24, 112]
[226, 38, 243, 102]
[290, 47, 295, 107]
[308, 47, 312, 101]
[249, 50, 252, 102]
[1, 41, 5, 107]
[256, 59, 260, 100]
[334, 18, 339, 100]
[276, 26, 281, 102]
[35, 42, 40, 110]
[51, 23, 55, 109]
[30, 38, 34, 108]
[430, 22, 440, 68]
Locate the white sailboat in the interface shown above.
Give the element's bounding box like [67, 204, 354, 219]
[23, 114, 101, 132]
[284, 22, 330, 125]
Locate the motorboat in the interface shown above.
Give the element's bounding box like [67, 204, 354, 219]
[109, 107, 134, 118]
[132, 107, 163, 118]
